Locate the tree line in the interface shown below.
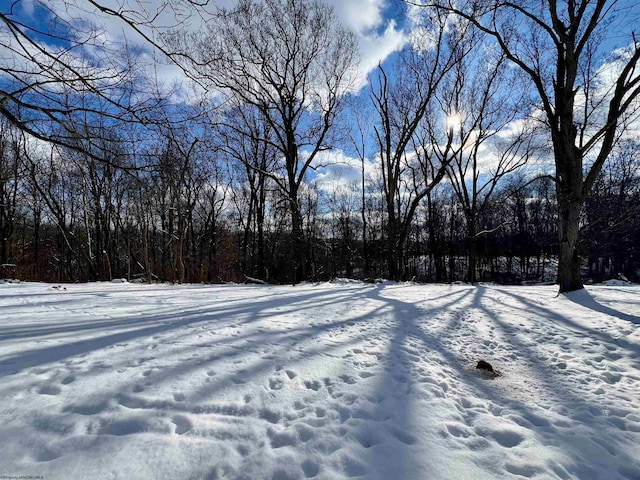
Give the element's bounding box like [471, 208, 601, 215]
[2, 113, 638, 285]
[1, 0, 639, 289]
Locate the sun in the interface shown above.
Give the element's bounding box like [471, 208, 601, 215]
[446, 112, 462, 132]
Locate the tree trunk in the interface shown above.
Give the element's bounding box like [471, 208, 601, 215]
[289, 194, 305, 285]
[143, 222, 152, 284]
[127, 238, 131, 282]
[33, 209, 40, 279]
[427, 195, 445, 282]
[466, 215, 477, 284]
[361, 159, 369, 278]
[243, 190, 255, 275]
[555, 124, 584, 292]
[448, 206, 456, 283]
[0, 228, 6, 264]
[557, 194, 583, 292]
[387, 226, 399, 281]
[257, 201, 266, 280]
[176, 218, 186, 284]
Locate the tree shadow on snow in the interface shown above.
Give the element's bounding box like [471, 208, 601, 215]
[2, 282, 639, 479]
[564, 289, 640, 325]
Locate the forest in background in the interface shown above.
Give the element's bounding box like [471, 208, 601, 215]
[1, 0, 639, 286]
[2, 114, 638, 285]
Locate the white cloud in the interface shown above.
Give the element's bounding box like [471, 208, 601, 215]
[325, 0, 385, 33]
[3, 0, 407, 100]
[311, 149, 380, 196]
[323, 0, 406, 90]
[352, 20, 406, 90]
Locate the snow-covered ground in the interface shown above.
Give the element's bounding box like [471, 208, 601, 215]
[1, 280, 639, 480]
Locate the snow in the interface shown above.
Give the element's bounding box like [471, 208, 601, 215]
[602, 279, 633, 286]
[1, 281, 639, 480]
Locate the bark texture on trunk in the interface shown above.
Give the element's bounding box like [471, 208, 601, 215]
[289, 195, 305, 285]
[557, 195, 583, 293]
[554, 118, 585, 293]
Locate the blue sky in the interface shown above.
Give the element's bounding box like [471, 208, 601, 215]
[1, 0, 408, 93]
[4, 0, 639, 93]
[3, 0, 638, 167]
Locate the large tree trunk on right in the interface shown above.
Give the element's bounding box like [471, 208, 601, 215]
[256, 200, 266, 281]
[557, 193, 583, 293]
[466, 216, 477, 284]
[555, 142, 584, 293]
[386, 208, 400, 281]
[289, 191, 305, 285]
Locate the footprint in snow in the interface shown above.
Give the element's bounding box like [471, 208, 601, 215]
[443, 423, 472, 439]
[303, 380, 323, 391]
[339, 374, 357, 385]
[505, 462, 544, 478]
[38, 384, 61, 395]
[259, 409, 281, 424]
[474, 426, 525, 448]
[301, 460, 320, 478]
[269, 377, 284, 390]
[173, 415, 192, 435]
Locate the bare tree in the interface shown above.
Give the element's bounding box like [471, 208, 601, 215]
[219, 105, 278, 281]
[344, 96, 376, 278]
[584, 138, 640, 280]
[23, 142, 87, 280]
[436, 47, 534, 283]
[414, 0, 640, 292]
[177, 0, 358, 283]
[0, 118, 23, 265]
[70, 129, 128, 280]
[0, 0, 168, 159]
[370, 18, 476, 280]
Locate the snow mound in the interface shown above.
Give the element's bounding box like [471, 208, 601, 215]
[602, 279, 633, 286]
[330, 277, 366, 285]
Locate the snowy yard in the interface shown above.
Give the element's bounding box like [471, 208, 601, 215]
[0, 280, 639, 480]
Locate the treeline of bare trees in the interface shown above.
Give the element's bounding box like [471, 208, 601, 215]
[1, 111, 638, 284]
[1, 0, 640, 287]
